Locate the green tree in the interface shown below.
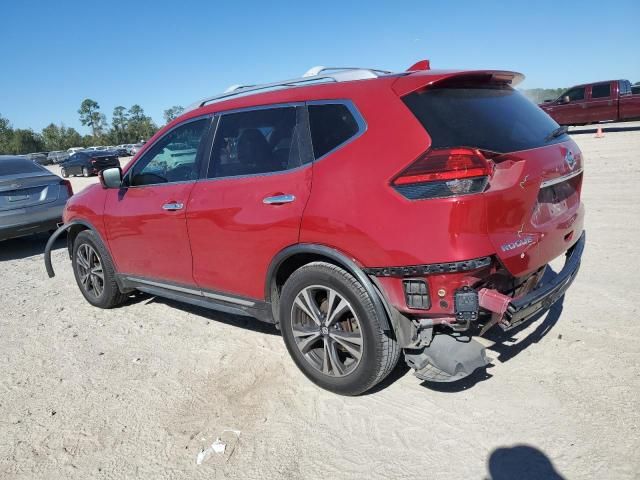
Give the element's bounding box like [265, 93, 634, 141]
[78, 98, 104, 138]
[41, 123, 62, 151]
[127, 104, 157, 142]
[111, 106, 129, 144]
[0, 113, 13, 154]
[163, 105, 184, 124]
[8, 129, 44, 154]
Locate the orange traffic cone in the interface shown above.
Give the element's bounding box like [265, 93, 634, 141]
[595, 126, 605, 138]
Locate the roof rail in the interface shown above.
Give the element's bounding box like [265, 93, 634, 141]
[184, 65, 393, 113]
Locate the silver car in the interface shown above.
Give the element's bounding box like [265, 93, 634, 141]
[0, 156, 72, 241]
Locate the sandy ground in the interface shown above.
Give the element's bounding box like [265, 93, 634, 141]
[1, 129, 639, 480]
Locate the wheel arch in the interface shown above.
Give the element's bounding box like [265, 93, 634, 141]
[266, 244, 391, 331]
[44, 219, 110, 278]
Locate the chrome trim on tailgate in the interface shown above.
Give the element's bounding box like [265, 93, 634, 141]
[540, 168, 583, 188]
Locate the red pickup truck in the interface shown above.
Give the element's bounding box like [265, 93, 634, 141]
[539, 79, 640, 125]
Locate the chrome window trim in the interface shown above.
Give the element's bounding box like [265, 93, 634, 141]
[205, 102, 308, 181]
[540, 168, 583, 188]
[306, 99, 367, 162]
[124, 114, 214, 189]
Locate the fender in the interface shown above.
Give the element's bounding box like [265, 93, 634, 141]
[266, 243, 392, 331]
[44, 219, 105, 278]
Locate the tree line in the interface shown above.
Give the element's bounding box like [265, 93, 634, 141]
[0, 99, 184, 155]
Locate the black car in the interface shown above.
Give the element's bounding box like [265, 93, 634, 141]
[47, 150, 70, 164]
[24, 152, 50, 165]
[60, 151, 120, 177]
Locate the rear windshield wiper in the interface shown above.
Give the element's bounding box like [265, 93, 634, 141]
[545, 125, 568, 142]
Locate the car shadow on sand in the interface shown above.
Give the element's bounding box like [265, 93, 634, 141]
[0, 232, 66, 262]
[130, 293, 281, 336]
[487, 444, 566, 480]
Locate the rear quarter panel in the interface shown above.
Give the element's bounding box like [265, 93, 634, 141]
[299, 83, 495, 267]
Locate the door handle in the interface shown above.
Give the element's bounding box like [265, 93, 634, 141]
[263, 194, 296, 205]
[162, 202, 184, 211]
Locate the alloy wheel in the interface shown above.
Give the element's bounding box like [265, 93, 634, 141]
[76, 243, 104, 298]
[290, 285, 363, 377]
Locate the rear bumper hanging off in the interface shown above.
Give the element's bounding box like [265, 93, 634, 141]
[477, 231, 585, 330]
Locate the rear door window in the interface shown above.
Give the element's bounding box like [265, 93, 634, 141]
[208, 106, 301, 178]
[308, 103, 361, 159]
[402, 82, 565, 154]
[591, 83, 611, 98]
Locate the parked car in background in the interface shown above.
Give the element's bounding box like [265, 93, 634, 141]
[0, 156, 73, 241]
[67, 147, 84, 155]
[59, 151, 119, 177]
[129, 143, 145, 156]
[632, 84, 640, 95]
[24, 152, 50, 165]
[540, 79, 640, 125]
[47, 151, 70, 164]
[111, 146, 128, 157]
[45, 62, 585, 395]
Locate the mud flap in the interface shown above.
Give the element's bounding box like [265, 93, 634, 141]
[405, 334, 489, 382]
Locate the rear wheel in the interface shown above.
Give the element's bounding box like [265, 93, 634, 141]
[72, 230, 127, 308]
[82, 167, 90, 177]
[60, 167, 67, 178]
[279, 262, 400, 395]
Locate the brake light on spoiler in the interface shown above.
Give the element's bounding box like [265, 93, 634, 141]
[391, 148, 492, 200]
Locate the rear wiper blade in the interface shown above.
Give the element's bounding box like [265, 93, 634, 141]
[545, 126, 568, 142]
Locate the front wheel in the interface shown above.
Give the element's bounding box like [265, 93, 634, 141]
[60, 167, 67, 178]
[72, 230, 127, 308]
[279, 262, 400, 395]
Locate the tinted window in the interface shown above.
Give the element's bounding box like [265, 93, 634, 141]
[403, 83, 564, 154]
[591, 83, 611, 98]
[209, 107, 300, 178]
[308, 103, 360, 159]
[565, 87, 585, 101]
[0, 158, 44, 176]
[129, 118, 208, 186]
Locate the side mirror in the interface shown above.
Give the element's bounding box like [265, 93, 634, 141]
[99, 167, 123, 189]
[560, 96, 570, 104]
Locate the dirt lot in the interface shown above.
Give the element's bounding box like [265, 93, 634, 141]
[1, 128, 639, 479]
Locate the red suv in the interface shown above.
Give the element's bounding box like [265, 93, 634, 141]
[45, 62, 585, 395]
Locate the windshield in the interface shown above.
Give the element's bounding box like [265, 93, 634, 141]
[403, 83, 566, 153]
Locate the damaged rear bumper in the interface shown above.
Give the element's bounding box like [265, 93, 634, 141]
[483, 231, 585, 330]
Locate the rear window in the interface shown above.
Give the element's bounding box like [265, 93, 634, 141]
[0, 158, 44, 176]
[591, 83, 611, 98]
[308, 103, 360, 159]
[403, 83, 565, 153]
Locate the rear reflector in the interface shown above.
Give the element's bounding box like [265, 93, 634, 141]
[392, 148, 491, 200]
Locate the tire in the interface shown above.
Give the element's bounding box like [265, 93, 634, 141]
[72, 230, 127, 309]
[82, 167, 90, 177]
[279, 262, 400, 395]
[60, 167, 67, 178]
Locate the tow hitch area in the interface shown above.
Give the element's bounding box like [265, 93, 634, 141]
[405, 334, 489, 382]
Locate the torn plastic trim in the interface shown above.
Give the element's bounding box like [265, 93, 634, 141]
[44, 222, 73, 278]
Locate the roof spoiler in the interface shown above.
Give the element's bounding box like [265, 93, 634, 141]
[392, 69, 525, 97]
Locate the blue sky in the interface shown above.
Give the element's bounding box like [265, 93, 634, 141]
[2, 0, 639, 133]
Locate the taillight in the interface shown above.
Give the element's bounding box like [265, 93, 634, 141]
[60, 179, 73, 197]
[392, 148, 492, 200]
